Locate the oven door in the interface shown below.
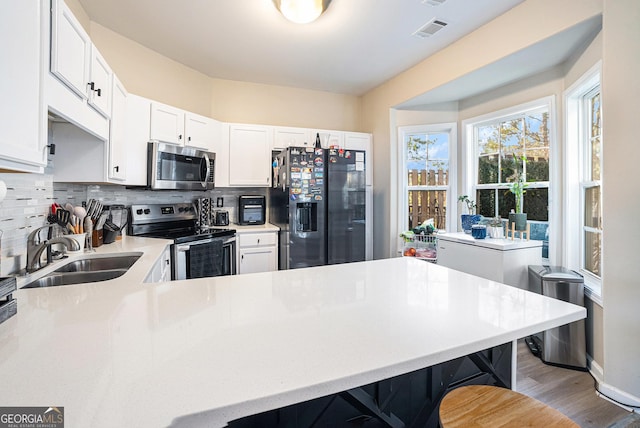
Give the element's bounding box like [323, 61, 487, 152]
[148, 141, 215, 190]
[173, 235, 236, 280]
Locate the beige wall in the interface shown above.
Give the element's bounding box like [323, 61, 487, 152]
[210, 79, 361, 130]
[601, 0, 640, 402]
[87, 24, 361, 131]
[362, 0, 602, 260]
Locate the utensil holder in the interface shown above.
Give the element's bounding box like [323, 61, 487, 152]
[92, 229, 103, 248]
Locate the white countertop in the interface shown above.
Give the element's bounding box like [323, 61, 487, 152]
[0, 239, 584, 428]
[438, 232, 543, 250]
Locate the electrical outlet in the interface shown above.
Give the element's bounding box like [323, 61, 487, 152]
[216, 197, 223, 207]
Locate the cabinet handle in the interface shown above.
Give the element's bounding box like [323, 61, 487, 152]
[188, 136, 191, 142]
[257, 239, 260, 244]
[88, 82, 95, 90]
[179, 134, 183, 140]
[114, 166, 119, 172]
[95, 88, 101, 97]
[166, 259, 170, 265]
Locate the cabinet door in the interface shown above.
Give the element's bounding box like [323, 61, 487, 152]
[315, 130, 344, 149]
[88, 47, 112, 118]
[124, 94, 151, 186]
[0, 0, 46, 172]
[273, 127, 310, 150]
[150, 102, 185, 145]
[239, 247, 277, 274]
[437, 240, 503, 283]
[185, 112, 216, 152]
[50, 0, 91, 100]
[229, 125, 272, 187]
[212, 123, 230, 187]
[109, 75, 127, 181]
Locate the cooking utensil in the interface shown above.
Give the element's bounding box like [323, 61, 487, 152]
[56, 209, 70, 229]
[84, 216, 93, 252]
[74, 206, 87, 234]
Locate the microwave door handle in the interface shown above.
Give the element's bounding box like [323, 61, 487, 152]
[201, 154, 211, 189]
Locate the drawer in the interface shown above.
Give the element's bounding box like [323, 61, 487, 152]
[238, 232, 277, 248]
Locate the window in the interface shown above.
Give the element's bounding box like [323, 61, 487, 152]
[581, 88, 602, 278]
[564, 62, 602, 301]
[398, 124, 456, 233]
[473, 108, 550, 221]
[463, 97, 555, 260]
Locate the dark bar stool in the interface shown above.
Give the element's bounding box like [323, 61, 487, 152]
[439, 385, 578, 427]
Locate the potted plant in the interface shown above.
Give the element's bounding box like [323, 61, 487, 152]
[458, 195, 481, 234]
[487, 216, 504, 239]
[507, 155, 528, 231]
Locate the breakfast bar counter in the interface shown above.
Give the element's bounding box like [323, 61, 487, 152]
[0, 242, 585, 427]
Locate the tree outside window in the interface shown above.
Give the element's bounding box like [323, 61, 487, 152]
[474, 108, 550, 221]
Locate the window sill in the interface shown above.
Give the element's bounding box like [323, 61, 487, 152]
[583, 276, 602, 307]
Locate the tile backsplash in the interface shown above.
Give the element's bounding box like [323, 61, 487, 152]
[0, 172, 266, 276]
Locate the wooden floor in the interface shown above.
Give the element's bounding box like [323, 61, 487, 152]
[516, 339, 630, 428]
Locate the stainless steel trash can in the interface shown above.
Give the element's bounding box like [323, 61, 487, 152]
[526, 265, 586, 370]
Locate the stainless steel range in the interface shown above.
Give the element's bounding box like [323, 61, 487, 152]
[129, 203, 236, 280]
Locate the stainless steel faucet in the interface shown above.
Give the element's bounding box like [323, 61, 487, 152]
[26, 225, 81, 273]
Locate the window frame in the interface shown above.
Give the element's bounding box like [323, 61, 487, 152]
[564, 62, 603, 303]
[397, 123, 457, 247]
[462, 96, 558, 261]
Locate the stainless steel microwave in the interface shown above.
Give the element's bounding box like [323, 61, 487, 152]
[147, 141, 215, 190]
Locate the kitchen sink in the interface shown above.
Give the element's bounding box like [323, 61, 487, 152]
[21, 254, 142, 289]
[22, 270, 128, 288]
[53, 255, 140, 273]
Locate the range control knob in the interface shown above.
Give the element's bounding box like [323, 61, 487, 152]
[144, 209, 150, 215]
[136, 209, 143, 215]
[178, 207, 184, 213]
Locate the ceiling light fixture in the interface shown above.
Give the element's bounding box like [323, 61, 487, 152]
[273, 0, 332, 24]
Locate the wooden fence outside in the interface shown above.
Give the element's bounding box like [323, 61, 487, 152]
[408, 169, 447, 230]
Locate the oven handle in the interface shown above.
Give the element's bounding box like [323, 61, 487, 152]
[176, 244, 191, 252]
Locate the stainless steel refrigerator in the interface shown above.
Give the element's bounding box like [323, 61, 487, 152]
[270, 146, 366, 270]
[326, 147, 366, 264]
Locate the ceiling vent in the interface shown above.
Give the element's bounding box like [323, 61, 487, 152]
[422, 0, 447, 6]
[413, 18, 448, 38]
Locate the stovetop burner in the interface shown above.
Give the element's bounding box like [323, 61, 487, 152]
[129, 203, 236, 244]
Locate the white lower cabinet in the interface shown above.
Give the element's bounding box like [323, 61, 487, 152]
[437, 234, 542, 289]
[237, 232, 278, 274]
[145, 246, 172, 283]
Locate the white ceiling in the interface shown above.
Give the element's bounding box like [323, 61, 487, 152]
[77, 0, 528, 96]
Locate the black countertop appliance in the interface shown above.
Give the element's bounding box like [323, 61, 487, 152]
[238, 195, 266, 225]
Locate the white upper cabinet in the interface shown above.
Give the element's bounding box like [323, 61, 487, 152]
[124, 94, 152, 186]
[0, 0, 47, 172]
[185, 112, 219, 152]
[109, 75, 127, 181]
[150, 102, 185, 145]
[228, 124, 273, 187]
[315, 129, 344, 149]
[273, 127, 311, 150]
[87, 47, 113, 118]
[150, 101, 218, 152]
[50, 0, 91, 101]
